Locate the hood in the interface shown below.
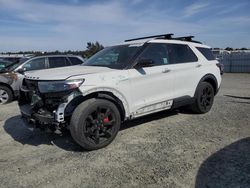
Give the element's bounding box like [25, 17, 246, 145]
[24, 65, 112, 81]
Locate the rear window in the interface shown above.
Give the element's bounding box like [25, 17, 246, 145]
[196, 47, 215, 61]
[49, 57, 71, 68]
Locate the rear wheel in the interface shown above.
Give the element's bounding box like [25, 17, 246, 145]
[70, 98, 121, 150]
[0, 86, 13, 104]
[190, 82, 214, 114]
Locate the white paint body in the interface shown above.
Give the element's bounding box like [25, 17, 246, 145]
[25, 39, 222, 120]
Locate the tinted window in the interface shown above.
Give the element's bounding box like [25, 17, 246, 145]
[69, 57, 83, 65]
[138, 43, 169, 66]
[196, 47, 215, 60]
[49, 57, 70, 68]
[167, 44, 198, 64]
[23, 58, 46, 71]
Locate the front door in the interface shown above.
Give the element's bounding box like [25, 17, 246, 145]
[128, 43, 174, 116]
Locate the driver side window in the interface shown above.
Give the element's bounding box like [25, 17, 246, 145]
[23, 58, 46, 71]
[138, 44, 169, 66]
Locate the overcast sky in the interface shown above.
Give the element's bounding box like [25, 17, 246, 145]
[0, 0, 249, 52]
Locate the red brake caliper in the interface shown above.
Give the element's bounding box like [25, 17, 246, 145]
[103, 117, 110, 124]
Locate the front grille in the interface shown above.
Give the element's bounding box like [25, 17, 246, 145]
[24, 79, 39, 91]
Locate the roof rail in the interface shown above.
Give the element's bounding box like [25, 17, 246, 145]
[174, 36, 194, 41]
[124, 33, 174, 42]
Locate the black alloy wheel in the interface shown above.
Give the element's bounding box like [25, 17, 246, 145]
[199, 84, 214, 112]
[84, 106, 117, 145]
[70, 98, 121, 150]
[191, 82, 214, 114]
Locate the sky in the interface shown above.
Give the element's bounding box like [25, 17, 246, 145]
[0, 0, 249, 52]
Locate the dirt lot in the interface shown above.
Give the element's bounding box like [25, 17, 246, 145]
[0, 73, 250, 188]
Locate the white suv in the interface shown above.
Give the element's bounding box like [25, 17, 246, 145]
[19, 34, 221, 150]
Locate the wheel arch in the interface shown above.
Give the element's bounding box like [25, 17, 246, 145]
[0, 82, 14, 96]
[196, 74, 218, 96]
[64, 89, 129, 121]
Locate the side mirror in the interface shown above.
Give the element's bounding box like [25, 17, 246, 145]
[134, 59, 154, 69]
[16, 68, 25, 74]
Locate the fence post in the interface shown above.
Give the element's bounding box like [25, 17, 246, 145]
[229, 53, 232, 73]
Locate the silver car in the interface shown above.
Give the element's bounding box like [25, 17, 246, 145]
[0, 55, 84, 104]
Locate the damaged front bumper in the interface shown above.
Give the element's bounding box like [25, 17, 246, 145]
[18, 80, 81, 130]
[20, 104, 55, 124]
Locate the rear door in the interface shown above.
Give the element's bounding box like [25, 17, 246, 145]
[166, 43, 202, 98]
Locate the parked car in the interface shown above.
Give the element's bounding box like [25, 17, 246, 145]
[0, 59, 13, 71]
[0, 57, 31, 71]
[0, 55, 84, 104]
[0, 56, 28, 64]
[19, 34, 222, 150]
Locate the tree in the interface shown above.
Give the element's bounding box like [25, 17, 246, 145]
[240, 48, 247, 50]
[84, 41, 104, 58]
[225, 47, 233, 51]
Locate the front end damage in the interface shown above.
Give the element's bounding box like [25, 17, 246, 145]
[18, 79, 82, 133]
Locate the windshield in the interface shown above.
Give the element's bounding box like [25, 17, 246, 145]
[0, 60, 13, 70]
[83, 44, 143, 69]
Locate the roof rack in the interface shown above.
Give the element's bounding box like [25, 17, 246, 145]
[173, 36, 194, 41]
[124, 33, 173, 42]
[125, 34, 202, 44]
[173, 36, 202, 44]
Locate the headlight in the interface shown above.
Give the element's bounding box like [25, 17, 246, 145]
[38, 79, 84, 93]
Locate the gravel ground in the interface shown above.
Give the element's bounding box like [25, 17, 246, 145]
[0, 73, 250, 188]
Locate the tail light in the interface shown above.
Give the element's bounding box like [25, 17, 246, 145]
[216, 63, 224, 75]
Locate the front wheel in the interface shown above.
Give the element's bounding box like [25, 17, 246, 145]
[190, 82, 214, 114]
[70, 98, 121, 150]
[0, 86, 13, 104]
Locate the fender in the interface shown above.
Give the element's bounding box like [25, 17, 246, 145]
[82, 87, 130, 117]
[62, 87, 130, 122]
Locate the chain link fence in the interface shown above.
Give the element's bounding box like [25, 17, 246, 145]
[218, 53, 250, 73]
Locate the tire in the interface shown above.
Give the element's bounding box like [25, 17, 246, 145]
[190, 82, 214, 114]
[0, 85, 13, 104]
[70, 98, 121, 150]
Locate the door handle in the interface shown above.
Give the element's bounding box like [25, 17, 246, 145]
[162, 68, 171, 73]
[196, 64, 202, 68]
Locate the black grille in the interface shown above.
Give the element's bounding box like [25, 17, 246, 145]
[25, 79, 39, 91]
